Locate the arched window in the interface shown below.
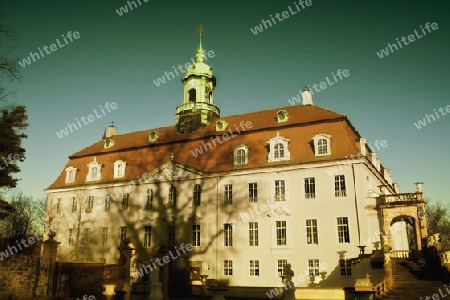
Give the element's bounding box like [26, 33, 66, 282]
[318, 139, 328, 155]
[92, 167, 98, 179]
[312, 134, 331, 156]
[189, 89, 196, 102]
[233, 145, 249, 166]
[274, 143, 284, 159]
[145, 189, 153, 209]
[168, 185, 177, 207]
[193, 184, 201, 205]
[209, 91, 212, 103]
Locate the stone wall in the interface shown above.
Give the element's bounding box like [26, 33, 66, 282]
[0, 254, 51, 300]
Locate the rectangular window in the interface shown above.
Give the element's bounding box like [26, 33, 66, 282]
[277, 259, 288, 277]
[304, 177, 315, 199]
[105, 194, 111, 212]
[145, 189, 153, 209]
[306, 219, 318, 244]
[276, 221, 287, 245]
[249, 222, 259, 246]
[224, 260, 233, 275]
[224, 184, 233, 205]
[250, 260, 259, 276]
[71, 197, 77, 212]
[274, 180, 285, 201]
[119, 226, 127, 244]
[337, 217, 350, 243]
[83, 228, 91, 246]
[340, 259, 352, 276]
[308, 259, 320, 277]
[68, 228, 73, 246]
[249, 183, 258, 202]
[87, 196, 94, 211]
[144, 226, 151, 247]
[335, 175, 347, 197]
[56, 198, 62, 213]
[122, 193, 129, 210]
[224, 223, 233, 246]
[102, 227, 108, 247]
[168, 225, 175, 246]
[192, 225, 200, 247]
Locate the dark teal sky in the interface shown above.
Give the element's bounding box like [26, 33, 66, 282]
[2, 0, 449, 202]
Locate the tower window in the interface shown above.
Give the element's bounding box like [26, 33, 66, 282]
[189, 88, 196, 102]
[209, 91, 212, 103]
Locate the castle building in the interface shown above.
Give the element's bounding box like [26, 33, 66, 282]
[45, 32, 427, 297]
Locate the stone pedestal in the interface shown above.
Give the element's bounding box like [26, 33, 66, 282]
[150, 266, 163, 300]
[118, 239, 135, 300]
[41, 233, 60, 296]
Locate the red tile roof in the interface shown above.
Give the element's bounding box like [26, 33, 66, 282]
[47, 105, 363, 190]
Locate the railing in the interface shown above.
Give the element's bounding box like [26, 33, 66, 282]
[379, 192, 423, 206]
[374, 279, 389, 299]
[390, 250, 410, 258]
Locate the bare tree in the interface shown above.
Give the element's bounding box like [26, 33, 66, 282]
[0, 191, 46, 241]
[425, 199, 450, 250]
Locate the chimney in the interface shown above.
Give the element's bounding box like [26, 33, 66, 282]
[415, 182, 423, 193]
[359, 138, 367, 156]
[106, 123, 116, 139]
[301, 85, 313, 106]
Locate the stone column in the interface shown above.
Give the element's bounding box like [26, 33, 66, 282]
[41, 232, 60, 296]
[118, 238, 134, 300]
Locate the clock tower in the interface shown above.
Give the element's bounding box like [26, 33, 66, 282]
[175, 28, 220, 134]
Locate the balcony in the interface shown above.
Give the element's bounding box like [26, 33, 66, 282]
[176, 102, 220, 115]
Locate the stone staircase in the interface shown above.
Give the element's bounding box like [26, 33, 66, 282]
[381, 259, 446, 299]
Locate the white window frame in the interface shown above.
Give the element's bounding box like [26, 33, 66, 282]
[65, 167, 77, 184]
[224, 184, 233, 205]
[144, 226, 151, 248]
[312, 134, 331, 156]
[114, 160, 126, 179]
[192, 224, 201, 247]
[335, 175, 347, 197]
[248, 182, 258, 203]
[274, 180, 286, 201]
[224, 223, 233, 246]
[224, 260, 233, 276]
[234, 144, 249, 165]
[249, 260, 260, 277]
[86, 158, 102, 181]
[249, 222, 259, 246]
[308, 259, 320, 277]
[306, 219, 318, 244]
[267, 133, 291, 162]
[337, 217, 350, 243]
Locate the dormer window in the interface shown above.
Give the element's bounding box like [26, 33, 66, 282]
[114, 160, 126, 179]
[148, 131, 160, 142]
[277, 110, 289, 123]
[65, 167, 77, 184]
[216, 120, 228, 131]
[234, 145, 249, 165]
[267, 132, 291, 163]
[86, 158, 102, 181]
[312, 134, 331, 156]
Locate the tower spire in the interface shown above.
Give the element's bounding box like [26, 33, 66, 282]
[195, 25, 205, 62]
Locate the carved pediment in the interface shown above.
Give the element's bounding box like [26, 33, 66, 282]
[146, 162, 202, 182]
[267, 206, 291, 217]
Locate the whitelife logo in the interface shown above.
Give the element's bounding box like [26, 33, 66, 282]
[376, 22, 438, 59]
[55, 102, 118, 139]
[18, 31, 81, 68]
